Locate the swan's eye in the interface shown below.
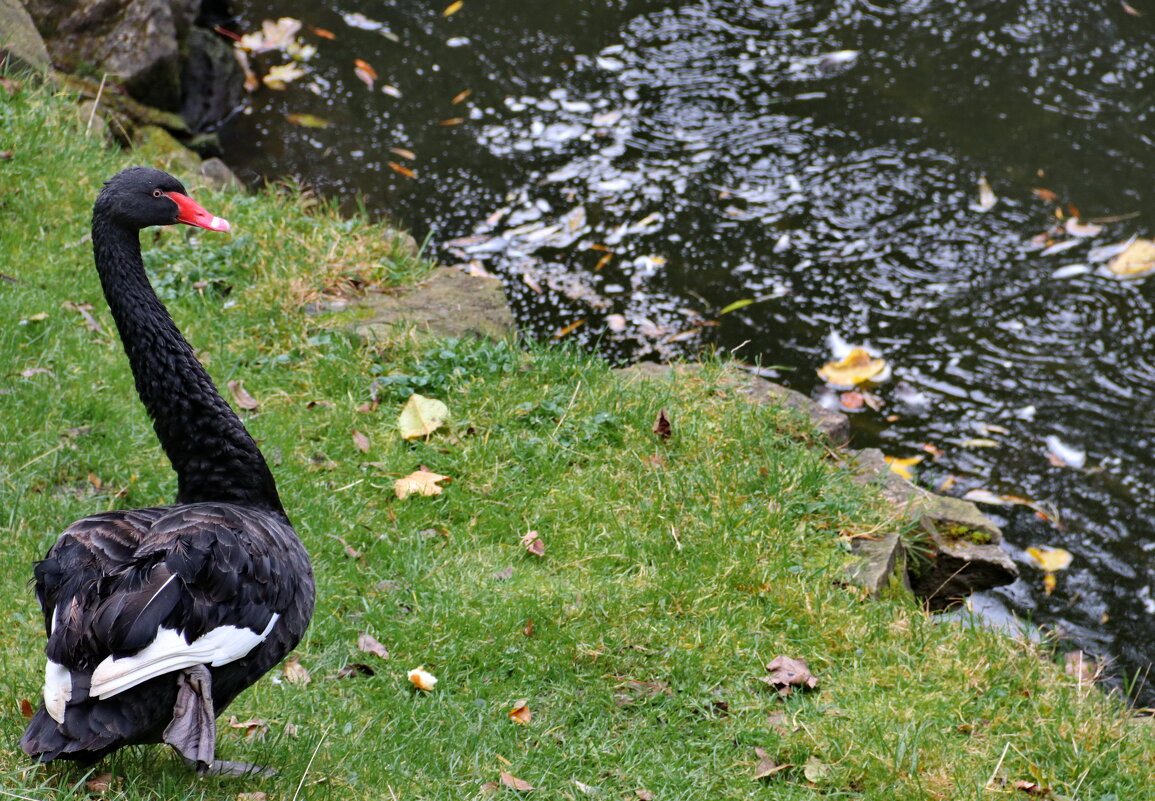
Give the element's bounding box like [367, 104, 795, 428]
[152, 189, 164, 199]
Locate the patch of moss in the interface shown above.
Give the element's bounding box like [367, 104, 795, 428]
[942, 523, 993, 545]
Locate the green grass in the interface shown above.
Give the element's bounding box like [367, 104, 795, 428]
[2, 77, 1154, 800]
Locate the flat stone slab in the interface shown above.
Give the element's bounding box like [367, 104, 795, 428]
[351, 265, 516, 342]
[0, 0, 50, 72]
[617, 362, 850, 448]
[849, 448, 1018, 606]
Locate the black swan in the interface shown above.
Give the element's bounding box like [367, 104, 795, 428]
[20, 167, 315, 775]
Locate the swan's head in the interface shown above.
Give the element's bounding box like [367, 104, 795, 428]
[96, 167, 231, 233]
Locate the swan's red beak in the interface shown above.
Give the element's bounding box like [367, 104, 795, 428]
[169, 192, 231, 233]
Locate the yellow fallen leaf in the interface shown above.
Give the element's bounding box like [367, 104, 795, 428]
[394, 468, 450, 499]
[1108, 238, 1155, 276]
[227, 380, 260, 410]
[262, 62, 309, 90]
[408, 666, 438, 691]
[443, 0, 464, 15]
[884, 455, 923, 481]
[1026, 546, 1072, 573]
[397, 393, 450, 439]
[509, 699, 531, 724]
[817, 348, 887, 387]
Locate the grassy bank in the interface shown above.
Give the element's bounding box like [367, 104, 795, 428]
[2, 79, 1153, 800]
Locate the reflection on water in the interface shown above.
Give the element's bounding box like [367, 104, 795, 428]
[224, 0, 1155, 702]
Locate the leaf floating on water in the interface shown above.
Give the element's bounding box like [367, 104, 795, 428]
[394, 468, 450, 499]
[719, 298, 755, 315]
[1064, 217, 1103, 237]
[1122, 1, 1143, 16]
[885, 455, 923, 481]
[605, 313, 627, 332]
[398, 393, 449, 439]
[439, 117, 466, 126]
[553, 318, 586, 338]
[239, 17, 303, 54]
[817, 348, 888, 387]
[388, 161, 417, 179]
[1032, 187, 1059, 203]
[262, 62, 309, 90]
[451, 89, 472, 104]
[390, 147, 416, 160]
[443, 0, 464, 16]
[227, 380, 260, 410]
[1108, 238, 1155, 277]
[354, 58, 377, 89]
[285, 112, 331, 128]
[976, 175, 998, 212]
[1045, 435, 1086, 468]
[311, 26, 336, 39]
[1026, 546, 1072, 573]
[960, 438, 1000, 449]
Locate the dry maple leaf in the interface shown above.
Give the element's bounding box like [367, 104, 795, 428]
[283, 654, 311, 685]
[762, 656, 818, 696]
[394, 467, 450, 499]
[227, 379, 260, 410]
[358, 632, 390, 660]
[509, 699, 531, 724]
[652, 408, 672, 440]
[500, 772, 534, 792]
[227, 715, 269, 742]
[262, 62, 309, 90]
[521, 530, 545, 557]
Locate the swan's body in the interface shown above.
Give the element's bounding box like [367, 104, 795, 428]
[20, 168, 314, 773]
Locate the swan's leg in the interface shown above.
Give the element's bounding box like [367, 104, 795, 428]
[164, 664, 277, 777]
[163, 664, 216, 770]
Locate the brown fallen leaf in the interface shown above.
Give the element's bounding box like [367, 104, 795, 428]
[352, 429, 371, 453]
[330, 662, 375, 679]
[0, 77, 21, 94]
[500, 772, 534, 792]
[754, 747, 789, 780]
[85, 773, 113, 794]
[237, 793, 268, 801]
[310, 26, 336, 39]
[439, 117, 466, 126]
[762, 656, 818, 696]
[394, 467, 450, 499]
[480, 782, 501, 795]
[523, 618, 535, 637]
[358, 632, 390, 660]
[356, 400, 378, 413]
[451, 89, 472, 104]
[521, 530, 545, 557]
[634, 791, 655, 801]
[227, 379, 260, 410]
[19, 698, 34, 718]
[62, 301, 106, 334]
[227, 715, 269, 742]
[1012, 780, 1048, 795]
[653, 408, 672, 441]
[283, 654, 311, 685]
[509, 699, 532, 724]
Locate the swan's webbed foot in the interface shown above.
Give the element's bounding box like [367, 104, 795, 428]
[183, 757, 277, 777]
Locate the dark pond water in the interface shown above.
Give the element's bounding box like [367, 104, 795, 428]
[221, 0, 1155, 703]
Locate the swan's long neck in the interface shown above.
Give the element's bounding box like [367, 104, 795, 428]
[92, 215, 285, 515]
